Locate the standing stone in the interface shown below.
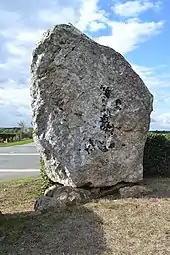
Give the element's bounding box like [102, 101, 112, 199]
[30, 24, 153, 188]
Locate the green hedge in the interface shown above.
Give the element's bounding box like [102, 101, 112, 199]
[40, 133, 170, 190]
[143, 133, 170, 177]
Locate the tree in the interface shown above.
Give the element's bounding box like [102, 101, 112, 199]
[28, 127, 34, 138]
[18, 121, 25, 132]
[18, 121, 26, 140]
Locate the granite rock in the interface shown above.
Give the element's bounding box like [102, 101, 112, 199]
[31, 24, 153, 188]
[34, 186, 91, 214]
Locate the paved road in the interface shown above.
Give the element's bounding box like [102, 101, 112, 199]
[0, 143, 40, 181]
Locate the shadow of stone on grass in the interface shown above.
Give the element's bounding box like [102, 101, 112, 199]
[141, 178, 170, 198]
[0, 206, 112, 255]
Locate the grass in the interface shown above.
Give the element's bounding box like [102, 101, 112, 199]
[0, 138, 33, 147]
[0, 177, 170, 254]
[0, 177, 41, 213]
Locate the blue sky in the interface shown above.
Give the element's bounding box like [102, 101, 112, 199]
[0, 0, 169, 130]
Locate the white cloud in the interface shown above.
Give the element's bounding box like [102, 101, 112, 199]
[0, 27, 44, 45]
[15, 29, 44, 43]
[113, 0, 161, 18]
[131, 63, 170, 130]
[0, 86, 31, 127]
[38, 8, 78, 25]
[0, 87, 30, 107]
[96, 19, 164, 54]
[38, 0, 108, 32]
[151, 112, 170, 129]
[0, 103, 31, 127]
[132, 64, 170, 88]
[5, 42, 29, 57]
[0, 9, 21, 27]
[75, 0, 108, 31]
[88, 21, 106, 31]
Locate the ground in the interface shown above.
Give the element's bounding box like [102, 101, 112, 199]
[0, 138, 33, 147]
[0, 177, 170, 255]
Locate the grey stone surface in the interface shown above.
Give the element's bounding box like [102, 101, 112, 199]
[31, 24, 153, 188]
[34, 195, 62, 214]
[119, 185, 153, 198]
[34, 186, 91, 214]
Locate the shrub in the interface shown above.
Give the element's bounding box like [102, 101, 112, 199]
[144, 133, 170, 177]
[40, 157, 55, 191]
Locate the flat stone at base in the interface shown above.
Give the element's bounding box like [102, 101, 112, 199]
[35, 183, 154, 214]
[119, 185, 153, 198]
[35, 186, 91, 214]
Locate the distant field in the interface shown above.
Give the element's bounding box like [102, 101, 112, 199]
[0, 138, 33, 147]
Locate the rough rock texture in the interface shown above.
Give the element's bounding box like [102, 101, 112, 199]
[31, 24, 153, 188]
[119, 185, 153, 198]
[35, 183, 153, 213]
[34, 186, 91, 214]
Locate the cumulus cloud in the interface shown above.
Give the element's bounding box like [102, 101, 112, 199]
[38, 0, 108, 32]
[0, 87, 31, 127]
[132, 64, 170, 88]
[113, 0, 161, 18]
[0, 87, 30, 107]
[75, 0, 108, 31]
[131, 63, 170, 129]
[151, 112, 170, 130]
[96, 19, 163, 54]
[38, 8, 78, 25]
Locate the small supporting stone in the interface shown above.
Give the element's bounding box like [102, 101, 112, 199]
[34, 183, 153, 214]
[119, 185, 153, 199]
[34, 186, 91, 214]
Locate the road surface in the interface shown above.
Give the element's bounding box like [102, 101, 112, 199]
[0, 143, 40, 181]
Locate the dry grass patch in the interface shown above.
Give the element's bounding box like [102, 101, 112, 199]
[0, 178, 170, 254]
[0, 177, 41, 213]
[90, 198, 170, 254]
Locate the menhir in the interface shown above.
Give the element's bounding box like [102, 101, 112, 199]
[30, 24, 153, 188]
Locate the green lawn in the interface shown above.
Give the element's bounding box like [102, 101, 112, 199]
[0, 138, 33, 147]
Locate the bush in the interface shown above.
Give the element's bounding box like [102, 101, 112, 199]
[28, 127, 34, 138]
[40, 158, 55, 191]
[144, 133, 170, 177]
